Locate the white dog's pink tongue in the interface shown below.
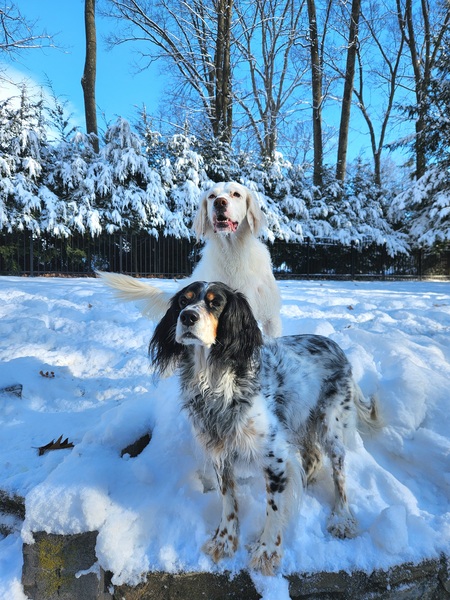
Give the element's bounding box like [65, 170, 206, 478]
[215, 219, 238, 233]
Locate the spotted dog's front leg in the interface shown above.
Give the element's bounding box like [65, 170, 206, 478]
[203, 463, 239, 563]
[249, 453, 290, 576]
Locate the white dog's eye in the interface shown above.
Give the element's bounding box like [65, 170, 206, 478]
[208, 194, 216, 200]
[232, 191, 241, 198]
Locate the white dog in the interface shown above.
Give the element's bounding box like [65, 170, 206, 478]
[98, 182, 282, 337]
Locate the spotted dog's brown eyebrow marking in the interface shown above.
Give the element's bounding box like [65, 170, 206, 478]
[206, 292, 216, 303]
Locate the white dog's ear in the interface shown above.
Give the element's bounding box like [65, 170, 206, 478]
[246, 189, 266, 235]
[193, 193, 209, 240]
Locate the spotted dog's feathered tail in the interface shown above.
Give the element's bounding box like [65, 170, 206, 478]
[96, 271, 171, 321]
[353, 383, 383, 431]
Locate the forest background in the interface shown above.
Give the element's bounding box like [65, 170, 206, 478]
[0, 0, 450, 258]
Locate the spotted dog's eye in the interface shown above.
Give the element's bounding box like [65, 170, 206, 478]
[179, 290, 196, 308]
[179, 288, 198, 309]
[206, 292, 224, 310]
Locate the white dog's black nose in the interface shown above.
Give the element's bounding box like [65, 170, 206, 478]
[180, 310, 199, 327]
[214, 196, 228, 210]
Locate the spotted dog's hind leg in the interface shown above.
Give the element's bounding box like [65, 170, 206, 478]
[302, 436, 323, 484]
[320, 381, 358, 539]
[203, 462, 239, 562]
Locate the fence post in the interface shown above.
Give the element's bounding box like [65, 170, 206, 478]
[87, 234, 92, 274]
[119, 234, 123, 273]
[351, 241, 355, 279]
[306, 238, 310, 277]
[29, 233, 34, 277]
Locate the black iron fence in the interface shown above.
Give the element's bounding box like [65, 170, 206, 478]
[0, 231, 449, 280]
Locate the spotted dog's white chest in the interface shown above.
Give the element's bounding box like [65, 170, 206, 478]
[190, 389, 269, 466]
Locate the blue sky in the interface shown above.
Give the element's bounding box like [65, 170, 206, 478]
[2, 2, 411, 169]
[2, 1, 163, 129]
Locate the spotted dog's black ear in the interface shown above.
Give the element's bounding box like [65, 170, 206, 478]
[149, 292, 185, 376]
[209, 287, 263, 369]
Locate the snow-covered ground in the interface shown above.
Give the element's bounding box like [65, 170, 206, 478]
[0, 276, 449, 600]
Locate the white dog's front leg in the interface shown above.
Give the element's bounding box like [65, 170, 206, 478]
[203, 463, 239, 562]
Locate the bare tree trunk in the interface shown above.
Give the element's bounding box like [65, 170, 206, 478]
[81, 0, 99, 152]
[306, 0, 323, 187]
[214, 0, 233, 143]
[335, 0, 361, 182]
[404, 0, 426, 179]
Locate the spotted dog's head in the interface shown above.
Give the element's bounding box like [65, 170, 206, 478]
[149, 281, 263, 376]
[193, 182, 266, 239]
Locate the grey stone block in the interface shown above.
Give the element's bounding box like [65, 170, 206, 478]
[113, 570, 261, 600]
[22, 531, 111, 600]
[0, 490, 25, 520]
[288, 556, 450, 600]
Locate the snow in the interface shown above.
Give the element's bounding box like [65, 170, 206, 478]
[0, 276, 449, 599]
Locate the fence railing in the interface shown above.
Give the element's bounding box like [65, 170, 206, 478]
[0, 232, 449, 280]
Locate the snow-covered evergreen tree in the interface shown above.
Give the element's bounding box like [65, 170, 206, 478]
[95, 117, 168, 235]
[335, 160, 409, 255]
[391, 38, 450, 248]
[159, 131, 209, 238]
[42, 130, 99, 236]
[391, 168, 450, 247]
[238, 152, 307, 242]
[0, 84, 47, 234]
[195, 136, 241, 182]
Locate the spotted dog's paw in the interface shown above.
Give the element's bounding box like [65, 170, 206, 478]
[327, 509, 358, 539]
[203, 529, 238, 562]
[248, 540, 282, 576]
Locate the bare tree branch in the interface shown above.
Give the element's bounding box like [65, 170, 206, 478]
[233, 0, 307, 159]
[0, 3, 54, 55]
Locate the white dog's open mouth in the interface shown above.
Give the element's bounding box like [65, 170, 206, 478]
[213, 214, 239, 233]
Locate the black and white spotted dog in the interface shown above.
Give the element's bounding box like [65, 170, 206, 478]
[149, 281, 380, 576]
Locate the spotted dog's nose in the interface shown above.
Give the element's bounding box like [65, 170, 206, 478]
[180, 310, 199, 327]
[214, 196, 228, 210]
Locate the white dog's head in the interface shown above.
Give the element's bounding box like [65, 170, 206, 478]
[193, 182, 266, 240]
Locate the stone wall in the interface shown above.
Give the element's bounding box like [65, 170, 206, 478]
[21, 531, 450, 600]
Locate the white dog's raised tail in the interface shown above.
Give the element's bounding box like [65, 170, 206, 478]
[96, 271, 171, 321]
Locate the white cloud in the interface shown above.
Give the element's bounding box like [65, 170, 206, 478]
[0, 62, 82, 139]
[0, 63, 40, 103]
